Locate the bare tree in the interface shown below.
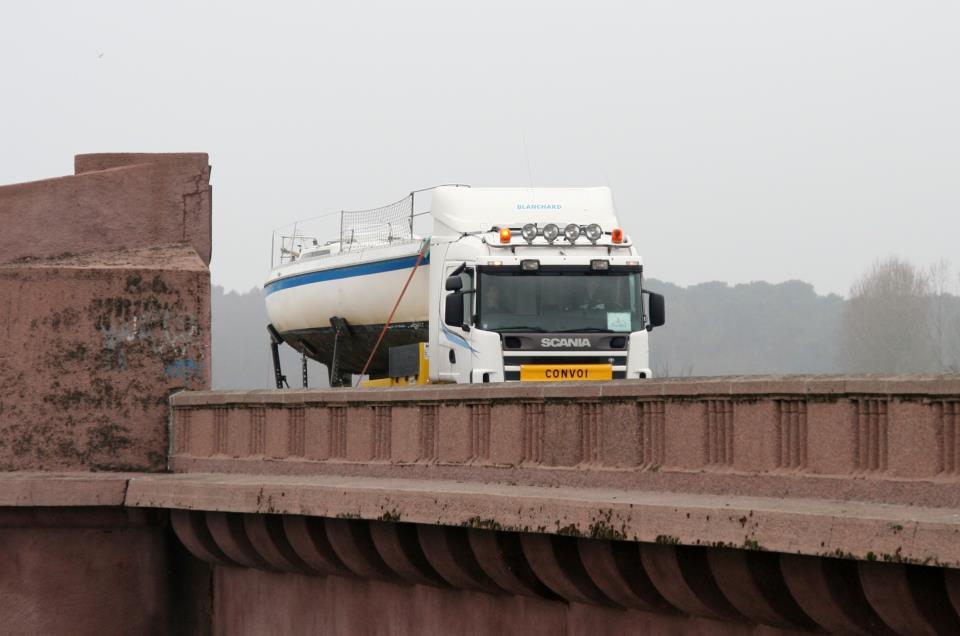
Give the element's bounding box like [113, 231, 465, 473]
[841, 257, 936, 373]
[928, 259, 949, 370]
[927, 260, 957, 371]
[955, 270, 960, 370]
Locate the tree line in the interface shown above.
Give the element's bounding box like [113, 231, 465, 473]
[840, 257, 960, 373]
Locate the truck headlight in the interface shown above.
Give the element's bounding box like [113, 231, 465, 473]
[585, 224, 602, 243]
[564, 223, 580, 242]
[542, 223, 559, 243]
[521, 224, 538, 242]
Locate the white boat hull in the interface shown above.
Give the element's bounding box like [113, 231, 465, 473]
[264, 241, 430, 374]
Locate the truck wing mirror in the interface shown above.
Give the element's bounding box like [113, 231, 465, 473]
[646, 292, 665, 330]
[445, 275, 463, 291]
[444, 292, 464, 327]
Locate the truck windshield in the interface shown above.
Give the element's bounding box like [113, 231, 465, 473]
[478, 270, 644, 333]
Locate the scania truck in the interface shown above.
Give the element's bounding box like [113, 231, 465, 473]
[264, 186, 665, 386]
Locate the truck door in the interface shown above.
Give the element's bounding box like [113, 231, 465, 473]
[437, 263, 475, 383]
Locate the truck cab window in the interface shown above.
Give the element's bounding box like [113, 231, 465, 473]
[459, 270, 473, 325]
[478, 269, 643, 333]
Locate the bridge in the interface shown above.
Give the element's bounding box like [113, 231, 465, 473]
[2, 154, 959, 634]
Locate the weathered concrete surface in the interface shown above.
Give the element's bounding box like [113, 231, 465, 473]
[164, 507, 960, 634]
[0, 153, 211, 264]
[211, 565, 798, 635]
[21, 469, 956, 632]
[0, 245, 209, 471]
[123, 471, 960, 567]
[0, 154, 211, 471]
[0, 472, 131, 506]
[0, 508, 170, 636]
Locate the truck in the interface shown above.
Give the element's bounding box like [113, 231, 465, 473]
[264, 185, 665, 387]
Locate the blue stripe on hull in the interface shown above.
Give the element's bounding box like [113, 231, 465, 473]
[265, 253, 430, 295]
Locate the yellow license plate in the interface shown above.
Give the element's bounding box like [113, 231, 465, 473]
[519, 364, 613, 382]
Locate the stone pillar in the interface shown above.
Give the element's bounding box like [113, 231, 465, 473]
[0, 153, 211, 471]
[0, 153, 212, 635]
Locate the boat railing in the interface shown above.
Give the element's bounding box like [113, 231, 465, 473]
[270, 185, 469, 269]
[338, 193, 416, 253]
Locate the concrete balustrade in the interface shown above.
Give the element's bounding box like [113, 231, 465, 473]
[171, 378, 960, 478]
[170, 379, 960, 509]
[146, 376, 960, 634]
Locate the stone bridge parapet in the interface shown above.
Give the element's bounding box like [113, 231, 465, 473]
[169, 378, 960, 503]
[146, 377, 960, 633]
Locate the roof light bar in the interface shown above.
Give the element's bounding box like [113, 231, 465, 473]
[496, 222, 619, 246]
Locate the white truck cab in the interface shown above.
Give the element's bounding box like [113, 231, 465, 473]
[426, 186, 664, 384]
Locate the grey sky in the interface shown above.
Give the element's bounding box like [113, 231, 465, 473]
[3, 1, 958, 296]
